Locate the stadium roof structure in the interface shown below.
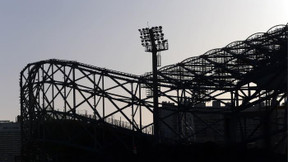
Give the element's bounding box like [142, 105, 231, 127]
[20, 23, 287, 160]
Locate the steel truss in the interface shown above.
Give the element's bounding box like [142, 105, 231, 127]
[20, 24, 287, 157]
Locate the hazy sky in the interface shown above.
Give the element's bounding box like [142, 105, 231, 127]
[0, 0, 287, 121]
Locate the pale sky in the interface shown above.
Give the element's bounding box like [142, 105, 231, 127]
[0, 0, 287, 121]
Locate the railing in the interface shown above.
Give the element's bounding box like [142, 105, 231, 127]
[76, 113, 154, 135]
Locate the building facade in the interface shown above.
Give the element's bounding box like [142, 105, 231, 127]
[0, 121, 21, 162]
[159, 101, 287, 153]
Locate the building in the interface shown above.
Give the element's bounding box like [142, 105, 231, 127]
[159, 102, 179, 141]
[159, 101, 287, 153]
[0, 121, 21, 162]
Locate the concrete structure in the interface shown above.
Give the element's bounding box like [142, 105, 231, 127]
[0, 121, 21, 162]
[159, 102, 178, 141]
[159, 101, 287, 153]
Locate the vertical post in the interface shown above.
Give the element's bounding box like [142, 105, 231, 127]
[102, 76, 105, 120]
[139, 83, 142, 131]
[38, 68, 40, 107]
[20, 70, 25, 159]
[64, 66, 67, 118]
[131, 83, 134, 131]
[150, 29, 160, 142]
[138, 26, 168, 143]
[93, 74, 97, 119]
[42, 66, 45, 110]
[51, 65, 55, 109]
[72, 67, 76, 116]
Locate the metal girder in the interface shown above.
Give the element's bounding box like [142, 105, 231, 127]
[20, 24, 287, 159]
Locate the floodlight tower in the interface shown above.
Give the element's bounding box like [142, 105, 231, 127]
[138, 26, 168, 142]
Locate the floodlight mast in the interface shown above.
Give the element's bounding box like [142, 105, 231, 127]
[139, 26, 168, 142]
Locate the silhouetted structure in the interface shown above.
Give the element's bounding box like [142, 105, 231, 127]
[139, 26, 168, 142]
[0, 121, 21, 162]
[20, 23, 287, 161]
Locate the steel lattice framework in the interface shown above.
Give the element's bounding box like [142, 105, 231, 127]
[20, 24, 287, 157]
